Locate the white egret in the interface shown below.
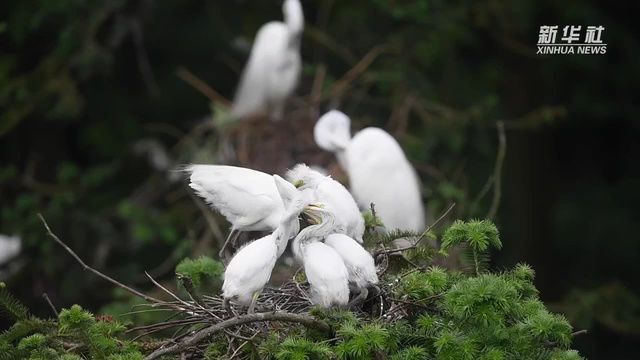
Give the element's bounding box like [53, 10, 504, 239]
[0, 234, 21, 265]
[324, 233, 378, 305]
[231, 0, 304, 120]
[187, 165, 295, 257]
[286, 163, 365, 243]
[293, 206, 349, 308]
[314, 110, 426, 232]
[222, 175, 310, 314]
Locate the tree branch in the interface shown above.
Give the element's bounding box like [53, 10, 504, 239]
[145, 312, 331, 359]
[38, 214, 163, 305]
[486, 121, 506, 220]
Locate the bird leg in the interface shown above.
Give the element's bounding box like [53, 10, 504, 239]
[218, 229, 240, 260]
[348, 287, 369, 309]
[247, 291, 261, 314]
[223, 298, 233, 317]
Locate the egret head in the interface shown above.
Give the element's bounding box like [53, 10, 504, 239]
[314, 110, 352, 153]
[283, 0, 304, 38]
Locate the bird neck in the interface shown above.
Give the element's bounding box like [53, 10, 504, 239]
[293, 213, 335, 253]
[284, 0, 304, 48]
[273, 209, 302, 257]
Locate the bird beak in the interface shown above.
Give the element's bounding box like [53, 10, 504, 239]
[302, 203, 324, 224]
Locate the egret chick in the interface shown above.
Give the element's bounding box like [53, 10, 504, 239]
[286, 163, 365, 243]
[314, 110, 426, 232]
[231, 0, 304, 119]
[293, 206, 349, 307]
[325, 233, 378, 306]
[222, 175, 310, 314]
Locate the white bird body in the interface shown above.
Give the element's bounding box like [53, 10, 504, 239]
[314, 111, 426, 232]
[222, 234, 277, 305]
[302, 242, 349, 307]
[325, 233, 378, 289]
[0, 234, 21, 265]
[346, 128, 425, 232]
[222, 175, 309, 311]
[231, 0, 304, 119]
[187, 165, 284, 232]
[293, 206, 349, 308]
[286, 164, 365, 243]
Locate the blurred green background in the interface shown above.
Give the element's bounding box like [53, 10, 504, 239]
[1, 1, 638, 358]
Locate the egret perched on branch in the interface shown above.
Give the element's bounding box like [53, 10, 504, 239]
[325, 233, 378, 306]
[286, 164, 365, 243]
[314, 110, 426, 232]
[293, 205, 349, 308]
[231, 0, 304, 120]
[187, 165, 295, 257]
[222, 175, 311, 314]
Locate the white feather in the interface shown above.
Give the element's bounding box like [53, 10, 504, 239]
[314, 111, 426, 232]
[187, 165, 284, 231]
[286, 164, 365, 242]
[325, 233, 378, 289]
[303, 242, 349, 307]
[231, 0, 303, 119]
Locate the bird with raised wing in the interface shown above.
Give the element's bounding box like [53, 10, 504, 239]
[222, 175, 312, 314]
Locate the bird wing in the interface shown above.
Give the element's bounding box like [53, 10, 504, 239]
[232, 22, 290, 117]
[187, 165, 283, 229]
[325, 234, 378, 286]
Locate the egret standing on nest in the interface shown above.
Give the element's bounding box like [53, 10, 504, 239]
[286, 163, 365, 243]
[293, 205, 349, 308]
[222, 175, 312, 314]
[314, 110, 426, 232]
[231, 0, 304, 120]
[187, 165, 297, 258]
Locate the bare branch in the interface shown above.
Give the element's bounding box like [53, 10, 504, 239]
[38, 214, 163, 304]
[375, 203, 456, 256]
[145, 312, 331, 359]
[486, 121, 506, 220]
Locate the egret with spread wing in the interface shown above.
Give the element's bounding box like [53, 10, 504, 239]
[222, 175, 311, 314]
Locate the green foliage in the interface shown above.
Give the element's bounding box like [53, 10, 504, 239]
[0, 282, 29, 321]
[275, 338, 333, 360]
[441, 219, 501, 275]
[175, 256, 224, 291]
[335, 322, 396, 359]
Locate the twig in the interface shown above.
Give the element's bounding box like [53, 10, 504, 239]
[375, 203, 456, 256]
[572, 329, 588, 337]
[486, 121, 506, 220]
[42, 293, 58, 317]
[176, 67, 231, 108]
[327, 44, 389, 101]
[145, 312, 331, 359]
[38, 214, 163, 304]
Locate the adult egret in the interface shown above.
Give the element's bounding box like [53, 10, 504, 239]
[286, 164, 365, 243]
[187, 165, 296, 257]
[292, 206, 349, 308]
[231, 0, 304, 120]
[325, 233, 378, 305]
[222, 175, 310, 314]
[314, 110, 426, 232]
[0, 234, 21, 265]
